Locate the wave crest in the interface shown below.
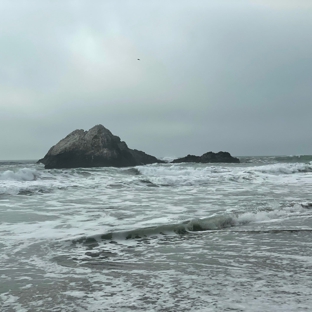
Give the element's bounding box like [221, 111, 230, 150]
[0, 168, 39, 181]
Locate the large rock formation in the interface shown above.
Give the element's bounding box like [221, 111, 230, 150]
[38, 125, 164, 169]
[171, 151, 240, 164]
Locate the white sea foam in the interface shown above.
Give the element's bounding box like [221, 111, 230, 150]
[1, 158, 312, 311]
[137, 164, 234, 186]
[253, 162, 312, 175]
[137, 162, 312, 188]
[0, 293, 27, 312]
[0, 168, 39, 181]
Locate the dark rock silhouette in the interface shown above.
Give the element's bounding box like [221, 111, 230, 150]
[171, 151, 240, 164]
[38, 125, 164, 169]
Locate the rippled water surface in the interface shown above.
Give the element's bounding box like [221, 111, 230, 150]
[1, 156, 312, 311]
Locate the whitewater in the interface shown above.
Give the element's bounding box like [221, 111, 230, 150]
[1, 156, 312, 311]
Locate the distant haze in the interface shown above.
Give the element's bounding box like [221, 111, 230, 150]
[1, 1, 312, 160]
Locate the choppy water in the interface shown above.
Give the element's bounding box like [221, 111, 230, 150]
[1, 156, 312, 311]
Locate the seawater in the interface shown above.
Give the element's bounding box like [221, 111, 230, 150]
[1, 156, 312, 311]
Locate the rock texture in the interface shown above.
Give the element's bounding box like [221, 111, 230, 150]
[38, 125, 164, 169]
[171, 151, 240, 164]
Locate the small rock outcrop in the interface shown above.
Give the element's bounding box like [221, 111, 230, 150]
[171, 151, 240, 164]
[38, 125, 164, 169]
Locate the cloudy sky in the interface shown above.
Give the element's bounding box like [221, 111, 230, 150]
[1, 0, 312, 160]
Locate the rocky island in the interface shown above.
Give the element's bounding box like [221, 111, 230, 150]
[171, 151, 240, 164]
[38, 125, 164, 169]
[38, 124, 240, 169]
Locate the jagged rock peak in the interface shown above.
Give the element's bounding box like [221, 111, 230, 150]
[38, 125, 163, 169]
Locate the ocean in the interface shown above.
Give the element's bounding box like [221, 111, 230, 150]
[1, 156, 312, 312]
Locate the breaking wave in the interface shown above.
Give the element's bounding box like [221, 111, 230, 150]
[252, 162, 312, 175]
[72, 215, 235, 245]
[0, 168, 39, 181]
[72, 204, 309, 246]
[240, 155, 312, 164]
[133, 161, 312, 188]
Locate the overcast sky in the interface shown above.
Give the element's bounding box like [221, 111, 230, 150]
[1, 0, 312, 160]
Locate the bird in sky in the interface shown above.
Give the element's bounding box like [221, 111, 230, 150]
[137, 59, 140, 60]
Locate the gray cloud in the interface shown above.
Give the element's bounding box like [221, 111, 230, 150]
[1, 1, 312, 159]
